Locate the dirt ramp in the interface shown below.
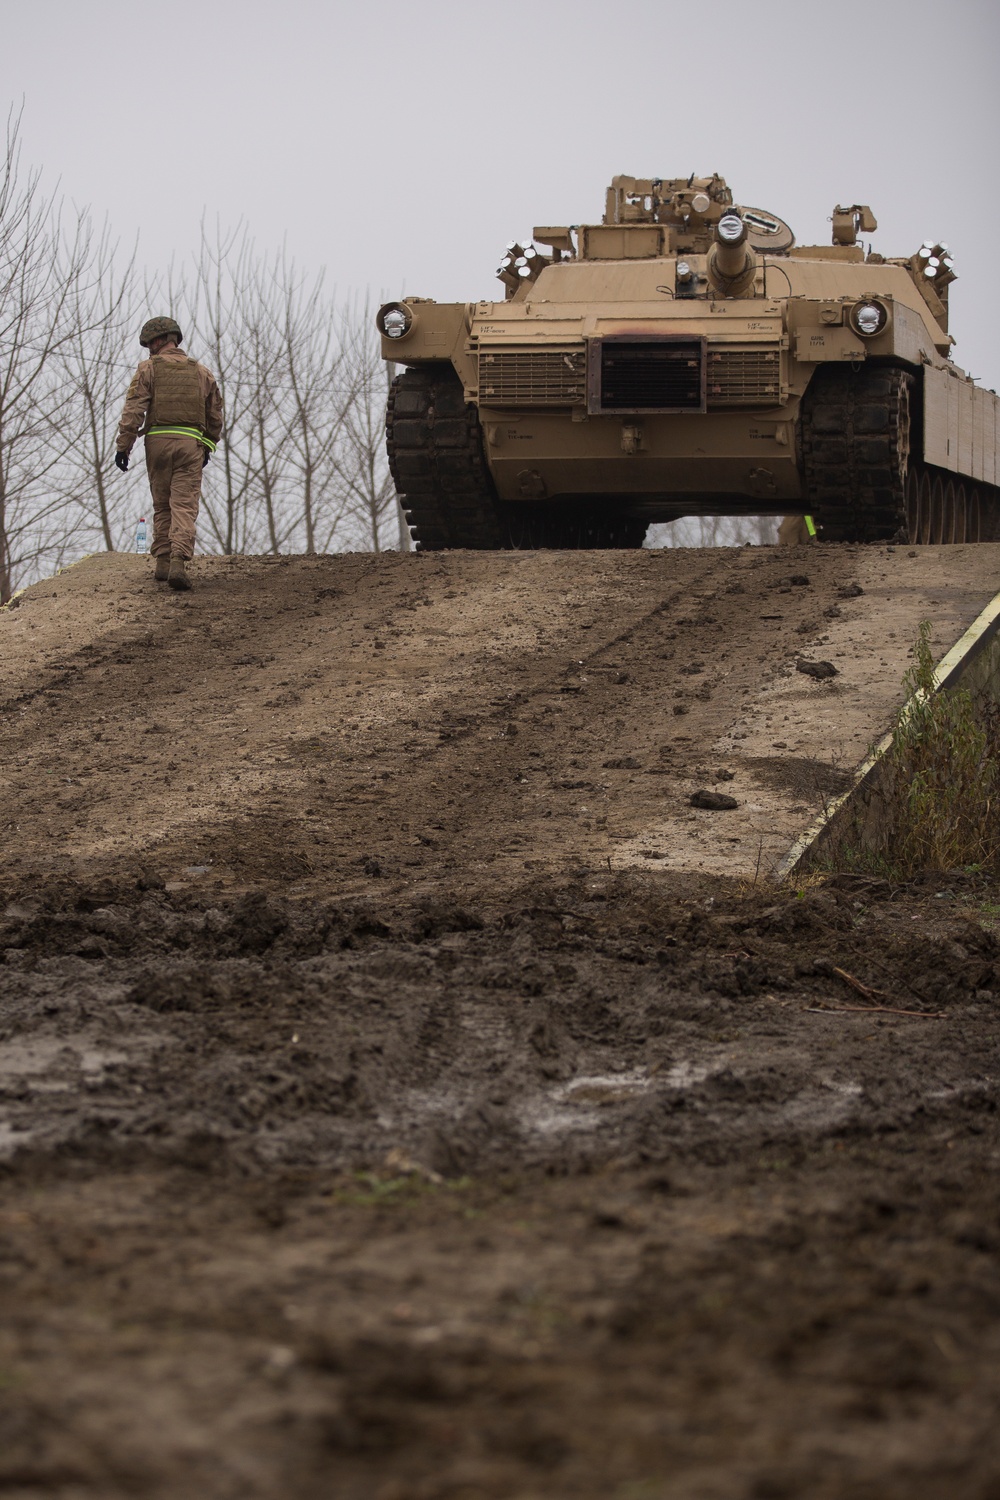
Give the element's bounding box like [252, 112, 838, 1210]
[4, 544, 998, 897]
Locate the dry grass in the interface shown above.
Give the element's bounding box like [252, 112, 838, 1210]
[843, 621, 1000, 877]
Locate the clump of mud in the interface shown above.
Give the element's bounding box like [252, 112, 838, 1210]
[2, 871, 997, 1178]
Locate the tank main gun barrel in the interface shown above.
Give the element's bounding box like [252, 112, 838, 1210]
[707, 210, 757, 298]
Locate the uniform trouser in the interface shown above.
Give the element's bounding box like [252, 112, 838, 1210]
[144, 434, 204, 560]
[778, 515, 813, 546]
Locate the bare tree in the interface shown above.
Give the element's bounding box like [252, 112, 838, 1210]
[239, 254, 293, 553]
[276, 256, 351, 555]
[335, 298, 399, 551]
[0, 118, 419, 593]
[0, 107, 104, 601]
[170, 234, 361, 558]
[646, 515, 777, 549]
[57, 224, 140, 552]
[171, 220, 258, 555]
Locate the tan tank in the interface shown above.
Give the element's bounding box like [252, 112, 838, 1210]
[378, 175, 999, 548]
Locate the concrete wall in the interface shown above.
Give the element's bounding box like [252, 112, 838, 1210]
[775, 591, 1000, 880]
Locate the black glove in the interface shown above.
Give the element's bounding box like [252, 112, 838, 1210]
[202, 449, 210, 468]
[114, 451, 129, 473]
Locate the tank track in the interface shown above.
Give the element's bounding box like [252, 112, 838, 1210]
[799, 364, 1000, 544]
[800, 366, 912, 542]
[386, 368, 647, 551]
[386, 367, 506, 550]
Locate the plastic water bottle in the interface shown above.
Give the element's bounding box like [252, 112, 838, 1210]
[135, 517, 149, 554]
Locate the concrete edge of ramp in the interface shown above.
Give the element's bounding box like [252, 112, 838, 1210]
[774, 588, 1000, 883]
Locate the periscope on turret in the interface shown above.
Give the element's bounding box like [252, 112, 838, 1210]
[377, 174, 999, 551]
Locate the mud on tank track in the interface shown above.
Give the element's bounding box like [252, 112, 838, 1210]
[2, 545, 1000, 1500]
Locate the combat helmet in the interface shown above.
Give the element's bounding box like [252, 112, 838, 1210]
[139, 316, 183, 348]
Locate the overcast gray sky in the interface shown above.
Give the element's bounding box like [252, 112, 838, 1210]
[4, 0, 999, 386]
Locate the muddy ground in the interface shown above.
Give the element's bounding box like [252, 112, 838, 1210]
[1, 546, 999, 1499]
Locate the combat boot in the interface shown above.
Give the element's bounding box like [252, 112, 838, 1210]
[153, 554, 170, 582]
[168, 555, 191, 591]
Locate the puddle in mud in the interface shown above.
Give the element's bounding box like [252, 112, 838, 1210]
[555, 1070, 653, 1105]
[659, 1059, 719, 1089]
[0, 1119, 35, 1156]
[527, 1060, 727, 1138]
[0, 1038, 128, 1079]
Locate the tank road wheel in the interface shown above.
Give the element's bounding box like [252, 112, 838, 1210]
[957, 482, 970, 542]
[591, 515, 645, 547]
[503, 504, 647, 550]
[800, 366, 913, 542]
[942, 477, 960, 541]
[567, 508, 648, 548]
[905, 466, 921, 544]
[968, 487, 982, 543]
[929, 473, 945, 544]
[918, 470, 933, 543]
[940, 476, 955, 543]
[948, 477, 961, 542]
[386, 368, 505, 550]
[978, 487, 1000, 541]
[902, 469, 992, 546]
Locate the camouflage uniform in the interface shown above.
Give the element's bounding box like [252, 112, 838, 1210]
[116, 345, 224, 560]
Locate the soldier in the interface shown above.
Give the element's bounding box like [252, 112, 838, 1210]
[114, 317, 223, 591]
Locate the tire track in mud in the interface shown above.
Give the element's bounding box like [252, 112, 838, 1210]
[114, 546, 835, 893]
[3, 545, 998, 895]
[4, 549, 1000, 1500]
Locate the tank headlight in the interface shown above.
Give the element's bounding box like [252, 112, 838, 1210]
[717, 212, 744, 244]
[850, 300, 889, 337]
[376, 302, 413, 339]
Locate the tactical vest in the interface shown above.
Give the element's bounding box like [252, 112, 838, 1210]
[148, 356, 205, 432]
